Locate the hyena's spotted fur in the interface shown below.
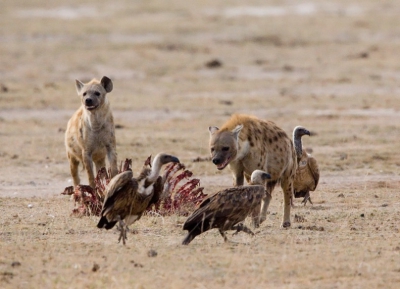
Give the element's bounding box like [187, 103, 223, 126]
[209, 114, 297, 228]
[65, 76, 118, 188]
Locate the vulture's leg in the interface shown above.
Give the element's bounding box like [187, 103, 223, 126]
[219, 229, 228, 242]
[302, 191, 313, 206]
[232, 223, 255, 236]
[116, 216, 128, 245]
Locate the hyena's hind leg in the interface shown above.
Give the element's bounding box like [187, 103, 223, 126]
[251, 181, 276, 228]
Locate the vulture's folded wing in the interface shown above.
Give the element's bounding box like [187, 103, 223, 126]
[308, 156, 320, 190]
[101, 170, 134, 216]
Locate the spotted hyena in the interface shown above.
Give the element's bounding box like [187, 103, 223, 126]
[65, 76, 118, 188]
[208, 114, 297, 228]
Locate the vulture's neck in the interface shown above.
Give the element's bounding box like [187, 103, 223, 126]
[293, 134, 303, 159]
[147, 155, 163, 183]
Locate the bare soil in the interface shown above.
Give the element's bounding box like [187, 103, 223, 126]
[1, 0, 400, 288]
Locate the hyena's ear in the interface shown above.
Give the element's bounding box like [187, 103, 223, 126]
[208, 126, 219, 136]
[231, 124, 243, 141]
[101, 76, 113, 93]
[75, 80, 85, 95]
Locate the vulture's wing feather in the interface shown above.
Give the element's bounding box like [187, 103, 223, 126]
[210, 186, 264, 218]
[307, 156, 320, 190]
[183, 186, 264, 230]
[101, 171, 134, 216]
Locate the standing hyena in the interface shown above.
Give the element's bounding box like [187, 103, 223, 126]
[208, 114, 297, 228]
[65, 76, 118, 188]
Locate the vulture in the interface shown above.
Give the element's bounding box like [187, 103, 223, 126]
[97, 153, 180, 245]
[182, 170, 271, 245]
[292, 126, 320, 205]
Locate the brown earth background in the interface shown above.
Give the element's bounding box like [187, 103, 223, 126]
[1, 0, 400, 288]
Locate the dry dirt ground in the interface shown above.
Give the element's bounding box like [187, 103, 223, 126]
[1, 0, 400, 288]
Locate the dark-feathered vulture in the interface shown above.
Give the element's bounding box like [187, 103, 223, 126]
[292, 126, 320, 205]
[182, 170, 270, 245]
[97, 153, 180, 245]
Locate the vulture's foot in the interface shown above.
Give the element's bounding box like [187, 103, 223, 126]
[301, 192, 313, 206]
[219, 229, 228, 242]
[232, 223, 255, 236]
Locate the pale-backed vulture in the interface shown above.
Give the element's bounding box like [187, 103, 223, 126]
[97, 153, 180, 245]
[292, 126, 320, 205]
[182, 170, 271, 245]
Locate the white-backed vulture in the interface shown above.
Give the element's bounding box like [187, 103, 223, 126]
[182, 170, 271, 245]
[292, 126, 320, 205]
[97, 153, 180, 245]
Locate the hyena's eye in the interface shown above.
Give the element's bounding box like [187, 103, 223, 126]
[211, 147, 215, 152]
[222, 147, 229, 152]
[83, 92, 87, 96]
[94, 91, 100, 96]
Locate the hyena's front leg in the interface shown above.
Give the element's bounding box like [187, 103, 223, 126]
[107, 145, 118, 178]
[280, 179, 293, 228]
[231, 162, 245, 186]
[250, 202, 261, 228]
[234, 173, 244, 187]
[258, 192, 272, 225]
[259, 181, 276, 225]
[252, 181, 275, 227]
[94, 157, 106, 175]
[83, 151, 96, 188]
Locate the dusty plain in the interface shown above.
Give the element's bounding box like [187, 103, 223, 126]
[1, 0, 400, 288]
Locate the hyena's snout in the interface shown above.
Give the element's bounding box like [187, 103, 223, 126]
[84, 97, 100, 110]
[212, 157, 222, 165]
[212, 157, 224, 166]
[85, 98, 94, 106]
[211, 153, 231, 170]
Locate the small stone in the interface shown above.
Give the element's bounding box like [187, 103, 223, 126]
[11, 261, 21, 267]
[130, 260, 144, 268]
[92, 263, 100, 272]
[147, 249, 157, 257]
[205, 59, 222, 68]
[338, 193, 345, 198]
[1, 83, 9, 92]
[360, 213, 365, 217]
[28, 204, 33, 208]
[294, 214, 306, 223]
[219, 100, 233, 106]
